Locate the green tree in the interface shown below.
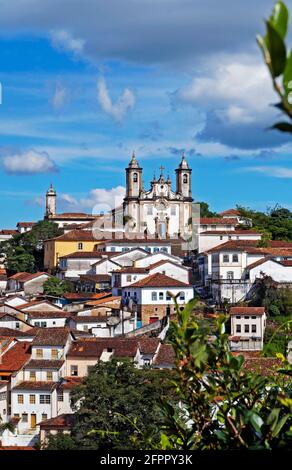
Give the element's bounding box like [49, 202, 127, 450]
[43, 277, 74, 297]
[195, 201, 218, 218]
[257, 1, 292, 132]
[0, 220, 62, 274]
[65, 359, 174, 450]
[45, 433, 76, 450]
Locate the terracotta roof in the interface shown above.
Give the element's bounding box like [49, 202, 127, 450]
[49, 230, 100, 242]
[0, 446, 35, 450]
[16, 222, 35, 228]
[61, 377, 83, 389]
[20, 300, 62, 310]
[112, 267, 149, 273]
[0, 341, 31, 372]
[26, 311, 71, 318]
[220, 209, 241, 216]
[67, 337, 139, 358]
[63, 292, 109, 301]
[0, 229, 18, 235]
[128, 272, 190, 288]
[138, 337, 160, 355]
[84, 296, 121, 306]
[51, 212, 97, 219]
[200, 218, 239, 225]
[71, 315, 109, 323]
[8, 272, 50, 282]
[39, 413, 74, 429]
[25, 359, 64, 369]
[200, 230, 260, 235]
[32, 327, 70, 346]
[206, 239, 292, 255]
[59, 251, 106, 259]
[0, 327, 32, 337]
[13, 381, 57, 391]
[153, 344, 175, 367]
[230, 307, 265, 316]
[104, 238, 171, 245]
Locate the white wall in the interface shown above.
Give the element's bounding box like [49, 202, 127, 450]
[135, 252, 182, 267]
[249, 260, 292, 283]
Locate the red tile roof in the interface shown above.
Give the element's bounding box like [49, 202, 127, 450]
[200, 218, 239, 225]
[13, 381, 57, 391]
[59, 251, 106, 259]
[84, 296, 121, 306]
[229, 307, 265, 316]
[200, 230, 260, 235]
[219, 209, 241, 216]
[25, 359, 64, 369]
[78, 274, 111, 283]
[67, 337, 139, 358]
[39, 413, 74, 429]
[26, 311, 71, 318]
[153, 344, 175, 367]
[63, 292, 110, 301]
[16, 222, 35, 228]
[49, 230, 100, 241]
[32, 327, 70, 346]
[0, 341, 31, 372]
[128, 272, 190, 288]
[0, 229, 18, 235]
[243, 358, 282, 377]
[9, 272, 50, 282]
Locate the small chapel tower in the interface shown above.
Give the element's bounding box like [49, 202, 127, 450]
[45, 184, 57, 218]
[125, 151, 143, 198]
[175, 154, 192, 199]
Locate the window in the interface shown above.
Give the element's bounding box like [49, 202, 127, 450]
[227, 271, 234, 280]
[252, 325, 257, 333]
[71, 365, 78, 376]
[41, 321, 47, 328]
[223, 254, 229, 262]
[147, 205, 153, 215]
[133, 172, 138, 183]
[183, 174, 188, 184]
[36, 349, 43, 359]
[40, 395, 51, 404]
[161, 247, 168, 253]
[220, 236, 223, 240]
[236, 315, 241, 319]
[236, 324, 241, 333]
[153, 247, 159, 253]
[29, 395, 35, 404]
[47, 372, 53, 381]
[244, 325, 250, 333]
[244, 316, 249, 319]
[0, 391, 6, 401]
[159, 292, 164, 300]
[211, 225, 216, 230]
[42, 414, 48, 421]
[17, 394, 24, 404]
[51, 349, 58, 359]
[251, 316, 257, 319]
[22, 413, 28, 423]
[35, 322, 40, 327]
[202, 225, 207, 230]
[171, 206, 176, 215]
[15, 322, 20, 329]
[151, 292, 157, 301]
[145, 246, 151, 252]
[232, 254, 239, 262]
[111, 247, 115, 252]
[78, 242, 83, 250]
[29, 371, 36, 381]
[126, 275, 132, 282]
[83, 325, 89, 332]
[166, 293, 171, 301]
[57, 391, 64, 402]
[179, 291, 185, 301]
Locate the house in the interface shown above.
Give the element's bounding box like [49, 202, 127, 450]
[58, 251, 119, 279]
[0, 380, 9, 423]
[97, 238, 172, 254]
[198, 240, 292, 303]
[69, 307, 136, 337]
[245, 258, 292, 284]
[134, 251, 183, 267]
[7, 272, 51, 295]
[199, 217, 239, 233]
[0, 229, 18, 242]
[3, 295, 28, 308]
[0, 269, 7, 293]
[123, 272, 194, 325]
[39, 413, 74, 447]
[102, 248, 150, 267]
[198, 229, 261, 253]
[76, 274, 111, 292]
[20, 299, 64, 313]
[0, 313, 32, 332]
[219, 209, 252, 226]
[229, 306, 267, 351]
[16, 222, 35, 234]
[25, 311, 71, 328]
[111, 260, 190, 296]
[43, 230, 105, 272]
[152, 344, 175, 369]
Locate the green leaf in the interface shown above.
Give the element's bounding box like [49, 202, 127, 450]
[265, 20, 287, 77]
[283, 49, 292, 95]
[270, 1, 289, 39]
[270, 121, 292, 132]
[272, 414, 290, 437]
[267, 408, 280, 430]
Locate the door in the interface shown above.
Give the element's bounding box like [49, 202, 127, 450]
[31, 413, 36, 429]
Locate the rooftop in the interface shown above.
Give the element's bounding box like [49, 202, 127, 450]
[32, 327, 70, 346]
[8, 272, 50, 282]
[0, 341, 31, 372]
[128, 272, 190, 288]
[39, 413, 74, 429]
[25, 359, 64, 369]
[229, 307, 265, 316]
[13, 381, 58, 391]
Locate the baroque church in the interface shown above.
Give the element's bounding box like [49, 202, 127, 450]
[123, 153, 193, 239]
[45, 153, 193, 239]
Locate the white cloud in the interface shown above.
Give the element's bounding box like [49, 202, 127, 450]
[2, 149, 57, 174]
[242, 166, 292, 178]
[80, 185, 126, 211]
[50, 29, 85, 56]
[51, 82, 68, 109]
[174, 55, 275, 125]
[97, 77, 135, 121]
[59, 193, 78, 205]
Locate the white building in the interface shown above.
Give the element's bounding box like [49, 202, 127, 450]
[198, 229, 261, 253]
[97, 238, 172, 255]
[122, 153, 192, 239]
[229, 306, 267, 351]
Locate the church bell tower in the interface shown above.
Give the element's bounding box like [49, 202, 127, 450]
[45, 184, 57, 218]
[175, 154, 192, 199]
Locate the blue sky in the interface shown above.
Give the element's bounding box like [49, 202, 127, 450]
[0, 0, 292, 227]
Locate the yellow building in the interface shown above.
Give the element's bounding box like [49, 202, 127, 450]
[44, 230, 103, 273]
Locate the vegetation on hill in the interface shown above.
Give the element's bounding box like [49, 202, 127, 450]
[0, 220, 62, 274]
[237, 205, 292, 241]
[43, 277, 74, 296]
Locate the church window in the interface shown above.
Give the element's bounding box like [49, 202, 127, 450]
[183, 174, 188, 184]
[171, 205, 176, 215]
[133, 173, 138, 183]
[147, 205, 153, 215]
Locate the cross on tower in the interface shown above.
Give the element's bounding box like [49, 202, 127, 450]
[159, 165, 165, 175]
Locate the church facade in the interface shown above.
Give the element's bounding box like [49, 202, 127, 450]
[123, 153, 193, 239]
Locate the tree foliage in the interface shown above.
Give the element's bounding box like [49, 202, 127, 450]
[0, 220, 62, 274]
[237, 204, 292, 241]
[43, 277, 74, 297]
[257, 1, 292, 132]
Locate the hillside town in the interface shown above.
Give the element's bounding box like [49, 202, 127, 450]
[0, 153, 291, 449]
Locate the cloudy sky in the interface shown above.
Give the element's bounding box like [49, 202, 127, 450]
[0, 0, 292, 227]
